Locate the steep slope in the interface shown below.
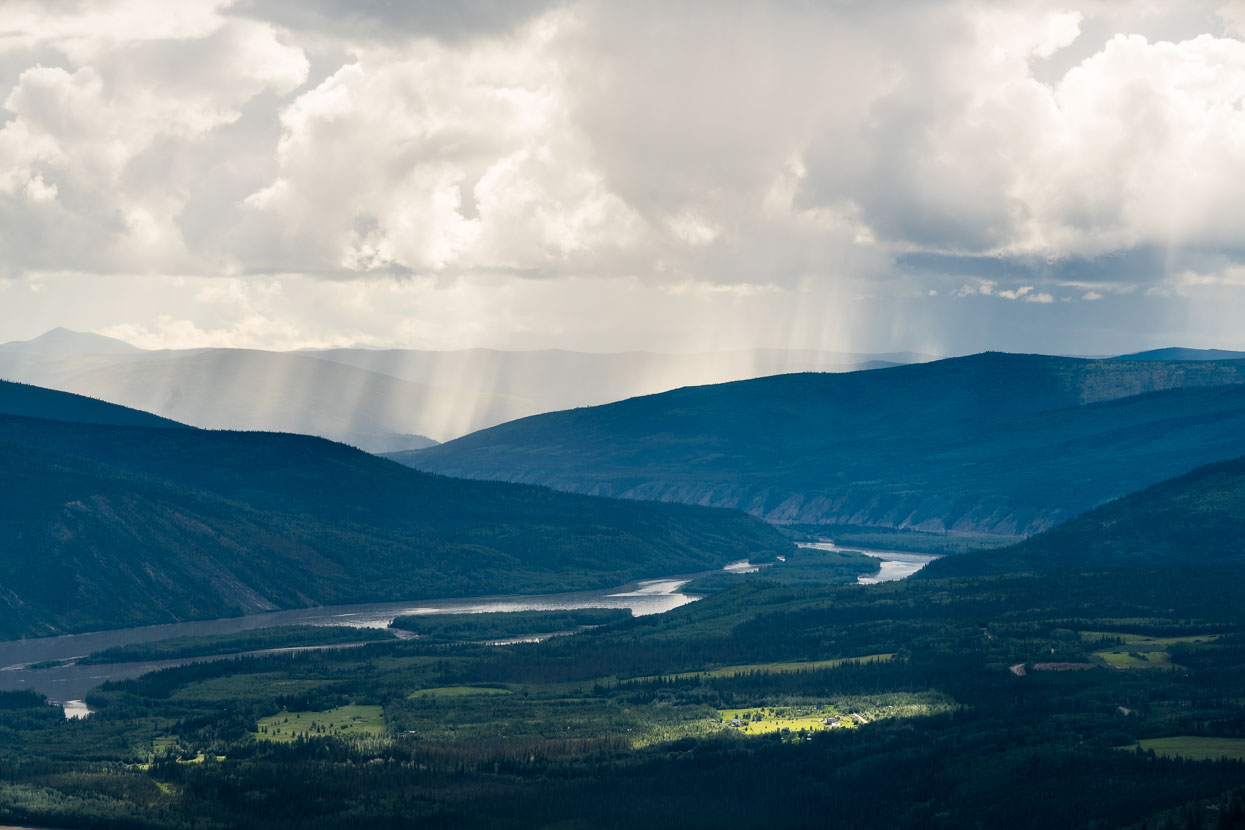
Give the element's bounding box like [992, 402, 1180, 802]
[0, 379, 185, 429]
[0, 413, 789, 638]
[401, 354, 1245, 534]
[924, 455, 1245, 577]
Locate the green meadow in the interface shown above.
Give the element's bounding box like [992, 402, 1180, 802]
[1129, 737, 1245, 762]
[254, 705, 385, 742]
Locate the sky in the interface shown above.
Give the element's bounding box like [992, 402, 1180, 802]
[2, 0, 1245, 356]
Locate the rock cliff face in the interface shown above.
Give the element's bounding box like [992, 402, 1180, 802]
[484, 477, 1062, 536]
[401, 353, 1245, 538]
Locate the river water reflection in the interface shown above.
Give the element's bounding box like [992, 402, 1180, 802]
[0, 574, 702, 705]
[2, 545, 935, 711]
[799, 540, 941, 583]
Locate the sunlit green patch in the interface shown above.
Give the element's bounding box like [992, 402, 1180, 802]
[254, 704, 385, 742]
[408, 685, 513, 699]
[1125, 736, 1245, 761]
[717, 704, 857, 738]
[634, 653, 895, 683]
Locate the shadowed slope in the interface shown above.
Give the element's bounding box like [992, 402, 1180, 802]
[0, 412, 789, 638]
[923, 455, 1245, 577]
[400, 353, 1245, 535]
[0, 379, 185, 429]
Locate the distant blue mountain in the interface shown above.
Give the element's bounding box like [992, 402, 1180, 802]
[400, 352, 1245, 536]
[1112, 347, 1245, 361]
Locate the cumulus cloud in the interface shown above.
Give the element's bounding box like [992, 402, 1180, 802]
[2, 0, 1245, 353]
[0, 8, 307, 275]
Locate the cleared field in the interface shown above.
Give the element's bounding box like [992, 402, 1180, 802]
[408, 686, 512, 699]
[1095, 650, 1175, 669]
[1128, 737, 1245, 761]
[717, 705, 856, 738]
[1081, 631, 1218, 648]
[254, 704, 385, 742]
[635, 653, 894, 683]
[1082, 631, 1218, 670]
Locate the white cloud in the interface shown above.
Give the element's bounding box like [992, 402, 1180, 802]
[0, 1, 1244, 353]
[7, 1, 1245, 285]
[0, 11, 307, 275]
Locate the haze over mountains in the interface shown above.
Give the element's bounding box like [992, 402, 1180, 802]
[0, 380, 787, 638]
[0, 329, 930, 452]
[404, 353, 1245, 536]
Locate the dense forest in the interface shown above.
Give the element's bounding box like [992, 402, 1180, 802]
[3, 453, 1245, 827]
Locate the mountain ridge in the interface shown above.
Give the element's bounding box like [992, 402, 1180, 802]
[922, 454, 1245, 577]
[0, 400, 789, 638]
[400, 353, 1245, 535]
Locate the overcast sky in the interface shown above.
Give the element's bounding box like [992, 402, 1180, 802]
[2, 0, 1244, 355]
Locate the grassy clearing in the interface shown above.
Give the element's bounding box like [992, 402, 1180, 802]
[1096, 650, 1175, 669]
[1081, 630, 1216, 670]
[717, 705, 856, 738]
[1127, 736, 1245, 761]
[1081, 631, 1218, 648]
[408, 686, 512, 699]
[254, 704, 385, 743]
[634, 653, 894, 683]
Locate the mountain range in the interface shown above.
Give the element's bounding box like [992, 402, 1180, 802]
[400, 352, 1245, 535]
[0, 329, 930, 451]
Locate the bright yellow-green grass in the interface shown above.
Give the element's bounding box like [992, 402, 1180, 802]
[408, 685, 512, 699]
[1126, 736, 1245, 761]
[637, 653, 894, 683]
[717, 705, 857, 738]
[254, 704, 385, 742]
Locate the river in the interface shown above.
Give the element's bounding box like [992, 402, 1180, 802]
[0, 573, 704, 707]
[1, 546, 931, 713]
[799, 540, 941, 583]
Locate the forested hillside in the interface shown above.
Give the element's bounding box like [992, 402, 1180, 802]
[925, 455, 1245, 577]
[0, 378, 185, 429]
[0, 403, 788, 637]
[402, 354, 1245, 534]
